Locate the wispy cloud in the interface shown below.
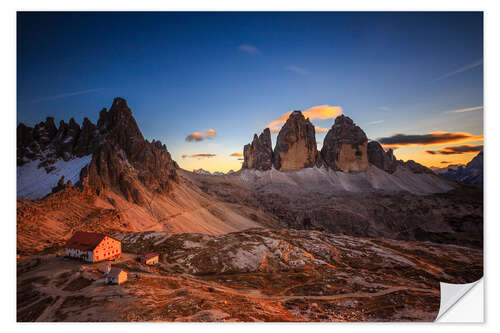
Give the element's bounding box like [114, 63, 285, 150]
[435, 59, 483, 81]
[238, 44, 261, 55]
[444, 105, 484, 114]
[185, 129, 217, 142]
[230, 152, 243, 157]
[267, 105, 343, 134]
[286, 65, 309, 75]
[379, 131, 483, 148]
[182, 154, 216, 159]
[426, 144, 483, 155]
[366, 120, 384, 126]
[377, 106, 391, 111]
[22, 88, 102, 104]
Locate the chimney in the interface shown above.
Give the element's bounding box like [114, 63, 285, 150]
[105, 263, 111, 275]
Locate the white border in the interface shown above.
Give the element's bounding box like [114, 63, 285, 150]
[2, 1, 498, 332]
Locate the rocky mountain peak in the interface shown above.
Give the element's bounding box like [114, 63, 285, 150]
[467, 150, 483, 169]
[437, 150, 483, 184]
[398, 159, 434, 174]
[106, 97, 133, 124]
[17, 97, 179, 203]
[96, 97, 144, 155]
[98, 98, 138, 129]
[243, 128, 273, 170]
[32, 117, 58, 145]
[240, 111, 439, 176]
[320, 115, 369, 172]
[273, 110, 317, 171]
[331, 115, 367, 145]
[82, 98, 178, 201]
[367, 141, 397, 173]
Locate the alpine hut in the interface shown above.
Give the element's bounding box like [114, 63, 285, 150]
[64, 231, 122, 262]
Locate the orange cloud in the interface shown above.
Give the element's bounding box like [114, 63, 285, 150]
[205, 129, 216, 139]
[185, 132, 204, 142]
[379, 131, 483, 148]
[314, 126, 328, 133]
[267, 105, 343, 134]
[230, 152, 243, 157]
[185, 129, 217, 142]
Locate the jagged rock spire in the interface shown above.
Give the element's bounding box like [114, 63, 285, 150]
[243, 128, 273, 171]
[273, 111, 318, 171]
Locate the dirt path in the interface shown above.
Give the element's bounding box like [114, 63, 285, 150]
[134, 271, 438, 302]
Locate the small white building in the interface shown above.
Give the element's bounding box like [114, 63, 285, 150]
[104, 265, 127, 285]
[138, 253, 159, 265]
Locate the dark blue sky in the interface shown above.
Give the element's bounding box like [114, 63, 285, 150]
[17, 12, 483, 171]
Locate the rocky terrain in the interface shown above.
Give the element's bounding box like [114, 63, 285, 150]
[182, 170, 482, 249]
[17, 100, 483, 322]
[17, 229, 482, 322]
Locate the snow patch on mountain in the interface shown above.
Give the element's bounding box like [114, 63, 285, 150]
[17, 155, 92, 199]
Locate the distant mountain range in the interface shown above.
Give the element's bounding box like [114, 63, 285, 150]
[434, 151, 483, 185]
[193, 168, 235, 176]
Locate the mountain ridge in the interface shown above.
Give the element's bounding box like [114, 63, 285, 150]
[16, 98, 481, 255]
[242, 111, 435, 175]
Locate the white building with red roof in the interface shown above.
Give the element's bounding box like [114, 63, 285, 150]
[138, 253, 159, 265]
[64, 231, 122, 262]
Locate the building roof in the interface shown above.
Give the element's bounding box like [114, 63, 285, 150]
[64, 231, 121, 251]
[141, 253, 159, 260]
[108, 267, 126, 277]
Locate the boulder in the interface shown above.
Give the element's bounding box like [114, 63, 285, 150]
[273, 111, 317, 171]
[320, 115, 369, 172]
